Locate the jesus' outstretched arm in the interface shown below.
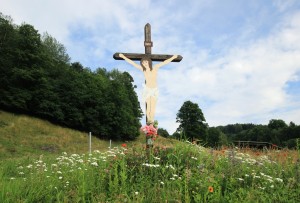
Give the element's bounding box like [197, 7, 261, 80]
[154, 55, 178, 70]
[119, 53, 143, 71]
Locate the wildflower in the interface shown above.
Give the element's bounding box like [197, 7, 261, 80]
[275, 178, 283, 182]
[91, 162, 98, 167]
[59, 176, 63, 180]
[208, 186, 214, 193]
[27, 164, 33, 169]
[142, 163, 160, 167]
[121, 143, 127, 148]
[160, 181, 164, 185]
[237, 178, 244, 181]
[166, 165, 175, 170]
[135, 192, 139, 195]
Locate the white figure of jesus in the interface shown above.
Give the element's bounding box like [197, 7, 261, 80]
[119, 53, 178, 123]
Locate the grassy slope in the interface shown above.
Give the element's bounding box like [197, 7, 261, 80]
[0, 110, 175, 160]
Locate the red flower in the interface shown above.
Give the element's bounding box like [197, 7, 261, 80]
[121, 143, 127, 148]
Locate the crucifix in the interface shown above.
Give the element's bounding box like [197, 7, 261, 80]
[113, 23, 182, 124]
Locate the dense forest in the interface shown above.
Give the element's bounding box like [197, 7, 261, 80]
[0, 13, 143, 140]
[172, 118, 300, 149]
[215, 120, 300, 148]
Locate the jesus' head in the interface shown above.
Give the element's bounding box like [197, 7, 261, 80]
[140, 56, 152, 71]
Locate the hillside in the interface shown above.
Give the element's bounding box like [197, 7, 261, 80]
[0, 110, 176, 160]
[0, 111, 106, 159]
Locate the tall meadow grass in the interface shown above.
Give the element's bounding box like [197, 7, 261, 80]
[1, 141, 299, 202]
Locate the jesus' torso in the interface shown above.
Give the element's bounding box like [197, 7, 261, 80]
[143, 68, 158, 88]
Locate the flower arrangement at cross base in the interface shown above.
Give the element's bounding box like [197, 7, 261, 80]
[140, 120, 158, 147]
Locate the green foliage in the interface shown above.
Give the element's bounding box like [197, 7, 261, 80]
[176, 100, 207, 141]
[0, 14, 142, 140]
[207, 127, 221, 147]
[268, 119, 287, 130]
[216, 122, 300, 148]
[157, 128, 170, 138]
[41, 32, 70, 64]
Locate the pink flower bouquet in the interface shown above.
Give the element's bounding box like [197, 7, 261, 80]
[140, 124, 158, 140]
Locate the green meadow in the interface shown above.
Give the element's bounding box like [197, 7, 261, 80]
[0, 111, 299, 202]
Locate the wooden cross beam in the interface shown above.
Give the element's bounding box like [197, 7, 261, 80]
[113, 23, 183, 62]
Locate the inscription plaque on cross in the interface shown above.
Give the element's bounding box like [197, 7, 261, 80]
[113, 23, 182, 124]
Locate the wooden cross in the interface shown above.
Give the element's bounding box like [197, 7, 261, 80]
[113, 23, 182, 123]
[113, 23, 182, 62]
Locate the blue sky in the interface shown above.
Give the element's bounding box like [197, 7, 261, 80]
[2, 0, 300, 133]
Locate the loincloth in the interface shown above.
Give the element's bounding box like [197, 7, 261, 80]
[142, 84, 159, 102]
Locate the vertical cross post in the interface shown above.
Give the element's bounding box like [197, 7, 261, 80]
[144, 23, 152, 55]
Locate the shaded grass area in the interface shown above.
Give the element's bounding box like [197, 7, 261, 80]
[0, 110, 175, 160]
[0, 110, 127, 159]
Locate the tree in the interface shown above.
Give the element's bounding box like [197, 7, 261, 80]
[41, 32, 70, 65]
[268, 119, 287, 130]
[218, 132, 228, 147]
[0, 13, 18, 110]
[157, 128, 170, 138]
[176, 100, 207, 141]
[207, 127, 221, 147]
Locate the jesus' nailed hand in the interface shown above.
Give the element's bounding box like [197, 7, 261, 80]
[118, 53, 178, 123]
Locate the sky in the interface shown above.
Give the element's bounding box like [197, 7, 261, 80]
[2, 0, 300, 134]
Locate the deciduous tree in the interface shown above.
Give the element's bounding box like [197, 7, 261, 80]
[176, 100, 207, 141]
